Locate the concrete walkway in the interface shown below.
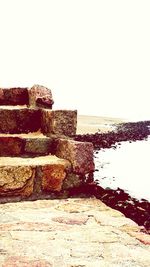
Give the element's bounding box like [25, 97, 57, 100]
[0, 198, 150, 267]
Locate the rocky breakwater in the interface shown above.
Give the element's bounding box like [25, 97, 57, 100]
[0, 85, 95, 203]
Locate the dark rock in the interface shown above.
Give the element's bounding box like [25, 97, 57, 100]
[0, 87, 29, 105]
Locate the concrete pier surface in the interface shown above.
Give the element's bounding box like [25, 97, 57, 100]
[0, 197, 150, 267]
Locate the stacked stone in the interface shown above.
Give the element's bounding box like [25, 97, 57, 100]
[0, 85, 94, 202]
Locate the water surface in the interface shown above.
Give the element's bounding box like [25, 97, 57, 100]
[94, 137, 150, 201]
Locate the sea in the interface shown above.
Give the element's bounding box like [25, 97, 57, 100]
[94, 136, 150, 201]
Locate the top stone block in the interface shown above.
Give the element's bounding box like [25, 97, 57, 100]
[0, 85, 54, 109]
[0, 87, 29, 105]
[28, 84, 54, 109]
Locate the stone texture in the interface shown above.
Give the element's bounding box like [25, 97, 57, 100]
[2, 256, 52, 267]
[0, 134, 54, 156]
[28, 84, 54, 108]
[0, 155, 71, 199]
[41, 109, 77, 136]
[62, 173, 83, 189]
[0, 137, 24, 156]
[41, 162, 70, 192]
[0, 198, 150, 267]
[54, 138, 95, 174]
[16, 108, 41, 133]
[0, 87, 29, 105]
[0, 107, 41, 133]
[0, 166, 35, 197]
[127, 230, 150, 245]
[0, 107, 17, 133]
[25, 137, 52, 155]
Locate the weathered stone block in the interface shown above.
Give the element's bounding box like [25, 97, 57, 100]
[0, 107, 41, 133]
[62, 173, 83, 189]
[41, 110, 77, 136]
[0, 87, 29, 105]
[0, 166, 35, 197]
[28, 84, 54, 108]
[25, 138, 52, 155]
[40, 158, 71, 192]
[0, 137, 24, 156]
[41, 164, 66, 192]
[0, 108, 17, 133]
[54, 139, 95, 174]
[42, 164, 66, 191]
[16, 108, 41, 133]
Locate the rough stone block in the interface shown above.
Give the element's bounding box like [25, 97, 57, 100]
[0, 137, 24, 156]
[54, 139, 95, 174]
[25, 138, 52, 155]
[0, 107, 41, 133]
[0, 108, 17, 133]
[28, 84, 54, 108]
[0, 87, 29, 105]
[62, 173, 83, 189]
[38, 156, 71, 192]
[40, 158, 71, 192]
[41, 110, 77, 136]
[0, 166, 35, 197]
[16, 108, 41, 133]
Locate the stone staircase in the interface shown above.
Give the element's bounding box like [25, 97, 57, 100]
[0, 85, 94, 203]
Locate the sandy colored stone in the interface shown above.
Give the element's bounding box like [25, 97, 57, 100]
[55, 138, 95, 174]
[0, 166, 35, 197]
[0, 87, 29, 105]
[127, 231, 150, 245]
[2, 256, 52, 267]
[41, 109, 77, 136]
[52, 215, 89, 225]
[0, 155, 69, 167]
[28, 84, 54, 108]
[0, 107, 40, 133]
[0, 132, 46, 139]
[0, 155, 71, 198]
[0, 198, 149, 267]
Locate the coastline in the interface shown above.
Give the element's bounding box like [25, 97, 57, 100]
[77, 114, 125, 134]
[0, 116, 150, 265]
[75, 116, 150, 232]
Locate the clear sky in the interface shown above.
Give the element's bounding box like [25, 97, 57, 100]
[0, 0, 150, 120]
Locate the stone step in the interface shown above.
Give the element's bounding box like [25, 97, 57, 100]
[0, 155, 71, 200]
[0, 84, 95, 205]
[0, 106, 77, 136]
[0, 132, 52, 156]
[0, 134, 95, 176]
[0, 106, 41, 133]
[0, 84, 54, 108]
[41, 109, 77, 136]
[0, 87, 29, 105]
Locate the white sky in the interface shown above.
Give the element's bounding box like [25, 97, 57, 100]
[0, 0, 150, 120]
